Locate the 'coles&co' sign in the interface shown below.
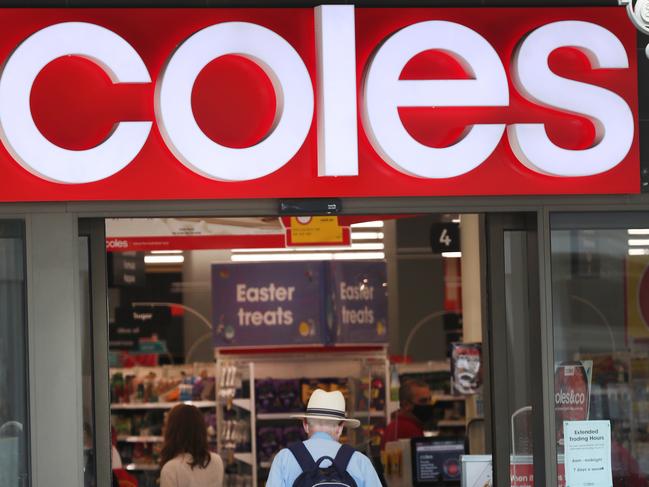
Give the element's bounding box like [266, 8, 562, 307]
[0, 7, 639, 201]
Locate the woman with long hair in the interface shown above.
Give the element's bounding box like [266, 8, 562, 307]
[159, 404, 224, 487]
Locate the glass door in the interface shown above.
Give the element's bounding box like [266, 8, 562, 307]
[0, 220, 28, 487]
[485, 213, 553, 486]
[79, 219, 111, 487]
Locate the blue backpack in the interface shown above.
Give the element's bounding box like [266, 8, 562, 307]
[288, 442, 359, 487]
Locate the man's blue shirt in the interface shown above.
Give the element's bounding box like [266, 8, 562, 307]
[266, 432, 382, 487]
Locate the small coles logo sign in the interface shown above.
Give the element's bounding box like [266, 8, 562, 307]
[0, 7, 639, 201]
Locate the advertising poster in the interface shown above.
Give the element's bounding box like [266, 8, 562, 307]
[626, 255, 649, 345]
[510, 456, 566, 487]
[451, 343, 482, 395]
[555, 361, 593, 447]
[212, 262, 326, 347]
[328, 261, 388, 344]
[564, 420, 613, 487]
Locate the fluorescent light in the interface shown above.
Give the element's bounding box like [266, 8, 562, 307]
[351, 221, 384, 228]
[452, 218, 461, 223]
[231, 247, 295, 253]
[351, 232, 384, 240]
[232, 253, 334, 262]
[349, 243, 384, 251]
[150, 250, 183, 254]
[441, 252, 462, 258]
[332, 252, 384, 260]
[629, 248, 649, 256]
[628, 239, 649, 246]
[144, 255, 185, 264]
[231, 243, 383, 253]
[628, 229, 649, 235]
[231, 251, 384, 262]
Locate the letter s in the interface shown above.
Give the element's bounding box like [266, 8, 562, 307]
[508, 21, 634, 177]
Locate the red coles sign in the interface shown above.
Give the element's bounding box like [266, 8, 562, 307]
[0, 7, 639, 201]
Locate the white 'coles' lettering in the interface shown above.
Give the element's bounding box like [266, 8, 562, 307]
[0, 22, 152, 184]
[0, 8, 634, 184]
[508, 21, 634, 177]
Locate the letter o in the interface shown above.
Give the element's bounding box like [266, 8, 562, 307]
[156, 22, 314, 181]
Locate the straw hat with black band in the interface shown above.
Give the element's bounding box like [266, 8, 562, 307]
[290, 389, 361, 429]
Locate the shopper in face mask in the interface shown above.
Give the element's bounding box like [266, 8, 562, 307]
[381, 380, 432, 449]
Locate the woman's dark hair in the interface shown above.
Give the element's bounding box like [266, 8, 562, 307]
[160, 404, 211, 469]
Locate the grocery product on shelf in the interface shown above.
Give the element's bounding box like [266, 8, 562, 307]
[110, 363, 218, 487]
[216, 350, 390, 487]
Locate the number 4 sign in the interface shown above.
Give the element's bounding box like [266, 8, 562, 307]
[430, 222, 460, 254]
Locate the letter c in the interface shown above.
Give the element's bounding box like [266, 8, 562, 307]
[0, 22, 152, 183]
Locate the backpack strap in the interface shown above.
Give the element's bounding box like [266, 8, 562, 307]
[333, 444, 356, 471]
[288, 442, 316, 472]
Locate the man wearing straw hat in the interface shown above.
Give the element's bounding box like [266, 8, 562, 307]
[267, 389, 382, 487]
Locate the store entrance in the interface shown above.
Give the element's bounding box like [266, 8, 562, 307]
[77, 212, 542, 487]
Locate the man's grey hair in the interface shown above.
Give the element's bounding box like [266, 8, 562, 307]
[306, 418, 343, 437]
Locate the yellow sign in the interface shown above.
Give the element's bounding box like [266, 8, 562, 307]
[288, 216, 344, 245]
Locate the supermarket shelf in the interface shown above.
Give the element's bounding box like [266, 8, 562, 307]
[396, 360, 450, 374]
[353, 411, 385, 418]
[232, 398, 252, 411]
[117, 435, 163, 443]
[431, 395, 466, 403]
[125, 463, 159, 471]
[111, 400, 216, 410]
[257, 412, 300, 420]
[234, 452, 254, 465]
[437, 419, 466, 428]
[258, 411, 385, 420]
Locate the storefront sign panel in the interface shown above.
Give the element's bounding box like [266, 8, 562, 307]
[211, 262, 327, 347]
[0, 7, 638, 201]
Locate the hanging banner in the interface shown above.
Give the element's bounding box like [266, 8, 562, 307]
[328, 261, 388, 343]
[555, 361, 593, 447]
[106, 217, 285, 252]
[212, 262, 327, 348]
[451, 343, 482, 395]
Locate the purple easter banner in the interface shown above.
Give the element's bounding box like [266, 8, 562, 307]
[212, 262, 326, 348]
[328, 261, 388, 344]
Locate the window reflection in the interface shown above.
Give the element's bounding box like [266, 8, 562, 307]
[0, 222, 28, 487]
[552, 224, 648, 486]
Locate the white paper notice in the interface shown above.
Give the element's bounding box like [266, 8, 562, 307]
[564, 420, 612, 487]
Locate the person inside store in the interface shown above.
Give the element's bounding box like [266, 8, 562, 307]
[267, 389, 382, 487]
[159, 404, 224, 487]
[381, 379, 432, 449]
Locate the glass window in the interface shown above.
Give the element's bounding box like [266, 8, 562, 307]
[551, 213, 649, 486]
[0, 220, 29, 487]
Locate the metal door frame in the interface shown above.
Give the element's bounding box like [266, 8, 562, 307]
[484, 212, 556, 487]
